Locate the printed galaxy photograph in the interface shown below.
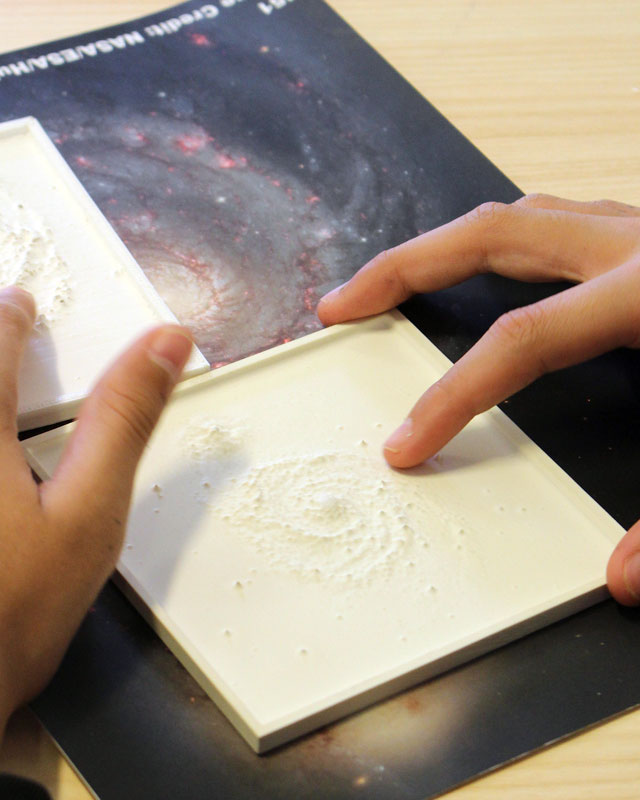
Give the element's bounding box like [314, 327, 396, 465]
[0, 0, 452, 368]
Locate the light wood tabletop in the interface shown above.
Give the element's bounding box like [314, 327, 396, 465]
[1, 1, 639, 798]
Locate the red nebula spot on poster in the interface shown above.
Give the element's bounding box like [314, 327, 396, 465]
[174, 134, 208, 155]
[190, 33, 213, 47]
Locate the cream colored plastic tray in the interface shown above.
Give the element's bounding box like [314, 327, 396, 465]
[23, 311, 623, 752]
[0, 117, 208, 430]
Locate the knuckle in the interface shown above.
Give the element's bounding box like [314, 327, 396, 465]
[515, 192, 555, 209]
[431, 371, 478, 420]
[367, 247, 396, 273]
[465, 201, 510, 233]
[368, 245, 401, 276]
[368, 245, 411, 295]
[98, 382, 160, 450]
[489, 304, 544, 355]
[487, 305, 550, 382]
[595, 198, 639, 216]
[462, 202, 513, 268]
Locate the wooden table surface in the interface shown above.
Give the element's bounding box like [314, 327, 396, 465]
[1, 1, 639, 797]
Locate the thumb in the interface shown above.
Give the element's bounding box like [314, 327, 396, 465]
[48, 325, 193, 514]
[606, 519, 640, 606]
[0, 286, 36, 437]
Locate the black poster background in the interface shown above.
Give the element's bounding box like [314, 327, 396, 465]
[2, 2, 640, 798]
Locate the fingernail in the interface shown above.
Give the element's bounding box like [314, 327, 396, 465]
[0, 286, 36, 324]
[148, 327, 193, 382]
[318, 281, 347, 306]
[623, 552, 640, 602]
[384, 418, 414, 453]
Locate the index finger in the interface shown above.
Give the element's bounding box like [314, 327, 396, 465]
[317, 200, 638, 326]
[383, 262, 640, 467]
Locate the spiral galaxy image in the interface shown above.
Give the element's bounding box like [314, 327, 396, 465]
[1, 5, 443, 366]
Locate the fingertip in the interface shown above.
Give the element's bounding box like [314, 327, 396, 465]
[319, 282, 347, 305]
[383, 418, 413, 457]
[606, 520, 640, 606]
[607, 552, 640, 607]
[146, 325, 193, 384]
[622, 554, 640, 605]
[382, 383, 464, 468]
[382, 418, 432, 468]
[316, 298, 332, 326]
[383, 445, 424, 469]
[0, 285, 37, 328]
[0, 287, 38, 429]
[317, 282, 348, 326]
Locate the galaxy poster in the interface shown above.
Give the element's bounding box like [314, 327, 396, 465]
[3, 2, 640, 799]
[0, 0, 519, 368]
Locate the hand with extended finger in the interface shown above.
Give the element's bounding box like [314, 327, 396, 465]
[318, 194, 640, 605]
[0, 286, 193, 740]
